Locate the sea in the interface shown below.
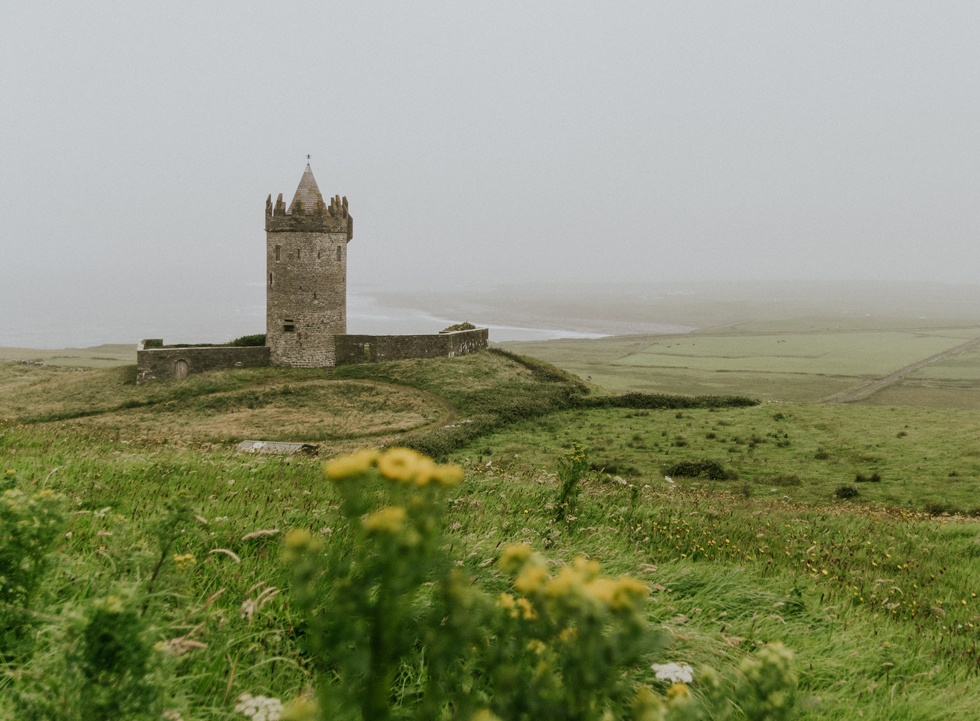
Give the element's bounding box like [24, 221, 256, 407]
[0, 284, 614, 350]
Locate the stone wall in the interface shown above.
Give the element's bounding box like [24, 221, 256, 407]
[135, 328, 487, 382]
[266, 228, 347, 367]
[334, 327, 489, 365]
[136, 345, 270, 384]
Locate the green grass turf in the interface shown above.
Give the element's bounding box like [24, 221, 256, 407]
[5, 349, 980, 718]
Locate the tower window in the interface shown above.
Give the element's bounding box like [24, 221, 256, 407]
[269, 273, 273, 286]
[313, 292, 317, 300]
[336, 246, 342, 261]
[275, 245, 281, 262]
[284, 319, 296, 333]
[297, 249, 301, 260]
[317, 250, 322, 259]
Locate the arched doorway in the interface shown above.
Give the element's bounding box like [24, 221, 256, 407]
[174, 359, 189, 379]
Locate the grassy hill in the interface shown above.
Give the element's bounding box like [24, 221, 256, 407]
[3, 349, 980, 719]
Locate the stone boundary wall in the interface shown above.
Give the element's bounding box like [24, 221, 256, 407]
[135, 328, 487, 381]
[334, 327, 489, 365]
[136, 345, 271, 384]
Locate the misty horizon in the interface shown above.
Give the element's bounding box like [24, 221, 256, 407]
[2, 3, 979, 346]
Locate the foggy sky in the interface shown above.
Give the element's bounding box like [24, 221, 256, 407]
[2, 2, 979, 345]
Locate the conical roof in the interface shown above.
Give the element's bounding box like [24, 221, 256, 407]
[287, 163, 323, 215]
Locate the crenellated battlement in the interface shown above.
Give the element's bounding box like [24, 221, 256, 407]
[265, 190, 353, 237]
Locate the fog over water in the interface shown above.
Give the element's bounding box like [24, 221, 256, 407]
[0, 280, 620, 349]
[2, 3, 979, 347]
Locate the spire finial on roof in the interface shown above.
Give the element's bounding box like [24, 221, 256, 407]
[288, 162, 321, 215]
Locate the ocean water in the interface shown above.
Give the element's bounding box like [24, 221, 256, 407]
[0, 283, 610, 349]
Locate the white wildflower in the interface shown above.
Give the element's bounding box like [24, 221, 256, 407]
[234, 693, 284, 721]
[652, 662, 694, 684]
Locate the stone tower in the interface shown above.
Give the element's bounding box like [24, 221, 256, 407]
[265, 164, 353, 367]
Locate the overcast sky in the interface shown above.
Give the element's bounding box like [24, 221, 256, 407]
[2, 2, 979, 344]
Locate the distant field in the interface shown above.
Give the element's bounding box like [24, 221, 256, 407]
[855, 344, 980, 409]
[501, 316, 980, 405]
[0, 344, 135, 367]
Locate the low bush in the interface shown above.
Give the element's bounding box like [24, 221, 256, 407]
[441, 322, 477, 332]
[834, 485, 859, 500]
[228, 333, 266, 347]
[855, 472, 882, 483]
[664, 459, 738, 481]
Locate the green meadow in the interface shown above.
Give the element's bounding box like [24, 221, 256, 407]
[501, 317, 980, 406]
[0, 344, 136, 368]
[3, 345, 980, 719]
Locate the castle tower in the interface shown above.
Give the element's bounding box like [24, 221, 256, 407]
[265, 164, 353, 367]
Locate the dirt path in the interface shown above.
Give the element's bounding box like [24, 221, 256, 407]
[820, 335, 980, 404]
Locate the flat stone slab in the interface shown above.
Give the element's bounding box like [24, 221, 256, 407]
[237, 440, 318, 456]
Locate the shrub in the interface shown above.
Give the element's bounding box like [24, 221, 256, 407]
[441, 322, 477, 332]
[834, 485, 859, 500]
[287, 448, 690, 721]
[855, 473, 882, 483]
[814, 449, 830, 460]
[0, 471, 65, 656]
[228, 333, 266, 347]
[663, 459, 738, 481]
[554, 444, 589, 523]
[14, 594, 165, 721]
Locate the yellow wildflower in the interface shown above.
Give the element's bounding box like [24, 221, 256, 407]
[527, 639, 547, 654]
[499, 543, 534, 575]
[497, 593, 516, 610]
[173, 553, 196, 571]
[324, 448, 379, 481]
[545, 566, 582, 598]
[35, 489, 55, 498]
[363, 505, 407, 534]
[666, 683, 690, 700]
[412, 456, 445, 487]
[471, 710, 503, 721]
[573, 556, 601, 581]
[632, 686, 664, 721]
[377, 448, 425, 483]
[433, 463, 464, 487]
[516, 597, 537, 620]
[514, 565, 549, 595]
[559, 626, 578, 643]
[281, 697, 319, 721]
[586, 578, 618, 606]
[283, 529, 321, 563]
[586, 576, 647, 610]
[105, 595, 125, 612]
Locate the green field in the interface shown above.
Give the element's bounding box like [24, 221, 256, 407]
[501, 317, 980, 406]
[0, 344, 136, 368]
[4, 351, 980, 718]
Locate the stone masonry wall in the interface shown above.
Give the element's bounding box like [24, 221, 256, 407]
[136, 346, 270, 384]
[334, 327, 489, 365]
[266, 229, 348, 367]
